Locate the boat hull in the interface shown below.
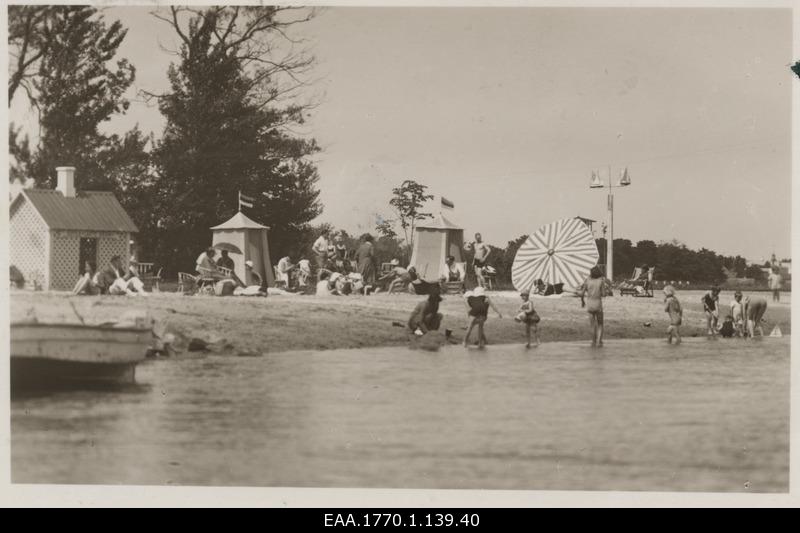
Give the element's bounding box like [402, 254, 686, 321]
[10, 323, 151, 390]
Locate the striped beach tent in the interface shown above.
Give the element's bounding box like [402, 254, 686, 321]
[512, 217, 599, 292]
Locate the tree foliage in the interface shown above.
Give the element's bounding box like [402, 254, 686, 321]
[146, 6, 322, 273]
[388, 179, 434, 249]
[8, 6, 141, 192]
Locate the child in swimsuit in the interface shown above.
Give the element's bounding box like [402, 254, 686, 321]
[664, 285, 682, 344]
[464, 286, 502, 348]
[730, 291, 745, 337]
[515, 290, 540, 348]
[701, 286, 721, 336]
[719, 315, 735, 338]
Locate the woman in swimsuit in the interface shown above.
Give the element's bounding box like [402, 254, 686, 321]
[577, 266, 612, 347]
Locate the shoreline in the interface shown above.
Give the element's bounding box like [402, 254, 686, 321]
[10, 289, 792, 356]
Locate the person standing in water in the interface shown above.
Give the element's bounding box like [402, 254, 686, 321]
[663, 285, 683, 344]
[701, 286, 721, 337]
[515, 289, 541, 348]
[577, 266, 611, 347]
[464, 286, 502, 348]
[744, 294, 768, 338]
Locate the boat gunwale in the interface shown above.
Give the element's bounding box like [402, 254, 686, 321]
[10, 322, 152, 334]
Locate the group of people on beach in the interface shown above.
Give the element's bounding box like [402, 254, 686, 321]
[406, 262, 775, 350]
[72, 255, 148, 296]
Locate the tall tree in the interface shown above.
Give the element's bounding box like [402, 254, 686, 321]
[8, 6, 139, 190]
[388, 179, 434, 250]
[8, 5, 50, 105]
[150, 6, 322, 273]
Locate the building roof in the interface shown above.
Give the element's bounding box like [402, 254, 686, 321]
[210, 210, 270, 230]
[13, 189, 138, 232]
[416, 213, 462, 231]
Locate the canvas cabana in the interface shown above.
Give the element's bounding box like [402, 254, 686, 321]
[408, 213, 464, 280]
[210, 211, 275, 287]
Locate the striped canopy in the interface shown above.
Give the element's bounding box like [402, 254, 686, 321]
[512, 217, 599, 292]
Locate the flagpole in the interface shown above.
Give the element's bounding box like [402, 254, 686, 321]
[607, 164, 613, 283]
[590, 165, 630, 284]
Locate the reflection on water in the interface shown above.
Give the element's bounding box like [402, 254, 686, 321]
[11, 337, 789, 492]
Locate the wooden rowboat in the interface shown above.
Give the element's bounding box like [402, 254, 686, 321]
[10, 322, 152, 390]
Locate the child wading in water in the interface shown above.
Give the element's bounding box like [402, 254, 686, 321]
[663, 285, 682, 344]
[464, 286, 502, 348]
[515, 290, 541, 348]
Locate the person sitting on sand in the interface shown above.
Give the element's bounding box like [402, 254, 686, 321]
[408, 289, 444, 336]
[316, 270, 338, 296]
[719, 315, 735, 338]
[663, 284, 682, 344]
[96, 256, 147, 296]
[701, 286, 721, 337]
[73, 261, 100, 295]
[464, 286, 502, 348]
[515, 290, 541, 348]
[577, 266, 612, 347]
[744, 294, 768, 339]
[297, 259, 312, 288]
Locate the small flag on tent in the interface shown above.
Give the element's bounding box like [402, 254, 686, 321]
[619, 167, 631, 186]
[239, 192, 255, 209]
[770, 325, 783, 337]
[441, 196, 455, 210]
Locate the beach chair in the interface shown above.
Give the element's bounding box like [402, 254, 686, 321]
[196, 267, 220, 295]
[177, 272, 198, 294]
[132, 262, 162, 291]
[619, 266, 655, 297]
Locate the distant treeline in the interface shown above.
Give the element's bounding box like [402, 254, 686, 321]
[488, 237, 771, 286]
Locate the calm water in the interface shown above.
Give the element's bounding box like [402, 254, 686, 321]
[11, 337, 789, 492]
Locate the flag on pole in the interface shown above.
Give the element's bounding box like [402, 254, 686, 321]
[441, 196, 455, 210]
[618, 167, 631, 186]
[239, 192, 255, 209]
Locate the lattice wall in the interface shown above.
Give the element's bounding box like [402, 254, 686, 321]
[50, 230, 130, 290]
[9, 199, 48, 289]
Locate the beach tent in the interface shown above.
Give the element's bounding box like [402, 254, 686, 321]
[210, 211, 275, 287]
[408, 213, 464, 280]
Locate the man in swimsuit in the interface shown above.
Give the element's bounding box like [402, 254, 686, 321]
[471, 233, 490, 289]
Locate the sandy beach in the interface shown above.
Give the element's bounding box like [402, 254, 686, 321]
[10, 289, 791, 355]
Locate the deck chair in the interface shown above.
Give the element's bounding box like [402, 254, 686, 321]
[132, 262, 163, 291]
[619, 266, 654, 297]
[178, 272, 199, 294]
[196, 267, 222, 295]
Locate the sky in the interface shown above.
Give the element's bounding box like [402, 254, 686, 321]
[8, 5, 793, 262]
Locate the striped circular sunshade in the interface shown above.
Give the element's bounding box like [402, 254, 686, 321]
[512, 218, 600, 292]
